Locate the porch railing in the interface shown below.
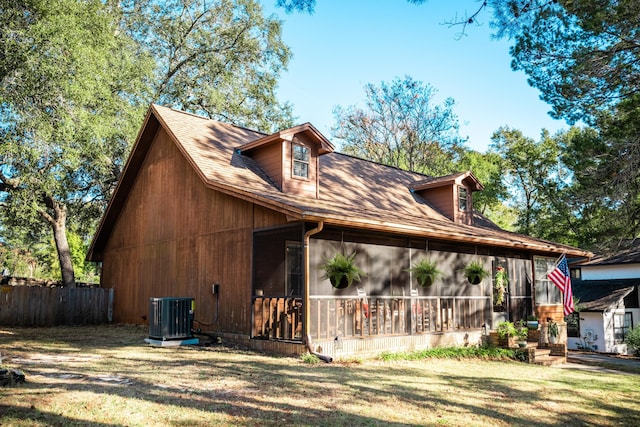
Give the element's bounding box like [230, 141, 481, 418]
[252, 295, 489, 341]
[252, 296, 303, 341]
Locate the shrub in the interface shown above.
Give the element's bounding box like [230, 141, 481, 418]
[378, 346, 515, 362]
[624, 325, 640, 356]
[300, 352, 321, 364]
[497, 320, 528, 341]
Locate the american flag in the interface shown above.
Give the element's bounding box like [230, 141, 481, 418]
[547, 255, 574, 316]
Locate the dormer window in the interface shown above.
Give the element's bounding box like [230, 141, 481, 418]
[292, 144, 310, 179]
[458, 187, 468, 212]
[237, 122, 334, 198]
[409, 171, 482, 226]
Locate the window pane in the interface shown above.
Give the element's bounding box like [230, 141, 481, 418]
[566, 312, 580, 337]
[458, 187, 467, 211]
[624, 312, 632, 328]
[535, 280, 548, 304]
[293, 161, 308, 178]
[293, 145, 309, 161]
[534, 257, 563, 305]
[293, 145, 309, 178]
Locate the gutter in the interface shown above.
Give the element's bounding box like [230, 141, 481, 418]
[297, 212, 592, 258]
[303, 221, 332, 363]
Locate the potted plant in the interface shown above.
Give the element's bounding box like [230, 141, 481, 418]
[320, 252, 364, 289]
[515, 320, 529, 347]
[496, 321, 517, 347]
[407, 259, 442, 287]
[493, 265, 508, 305]
[463, 261, 489, 285]
[548, 320, 559, 344]
[497, 320, 529, 348]
[526, 315, 539, 330]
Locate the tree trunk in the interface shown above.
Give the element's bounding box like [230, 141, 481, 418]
[40, 196, 76, 287]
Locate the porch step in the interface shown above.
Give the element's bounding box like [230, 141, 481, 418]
[533, 355, 566, 366]
[530, 346, 566, 365]
[535, 348, 551, 357]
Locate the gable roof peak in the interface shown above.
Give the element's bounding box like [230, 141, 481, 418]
[238, 122, 335, 155]
[409, 170, 484, 192]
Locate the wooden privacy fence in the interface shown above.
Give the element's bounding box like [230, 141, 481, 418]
[0, 285, 113, 326]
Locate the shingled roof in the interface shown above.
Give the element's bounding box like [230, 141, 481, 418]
[88, 105, 590, 260]
[572, 280, 638, 311]
[577, 240, 640, 266]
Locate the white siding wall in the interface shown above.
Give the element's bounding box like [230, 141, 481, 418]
[568, 309, 640, 354]
[567, 312, 605, 352]
[581, 263, 640, 280]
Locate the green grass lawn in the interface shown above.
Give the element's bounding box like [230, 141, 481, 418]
[1, 325, 639, 426]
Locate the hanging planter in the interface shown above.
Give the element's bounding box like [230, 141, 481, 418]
[493, 265, 508, 305]
[320, 252, 364, 289]
[463, 261, 490, 285]
[407, 259, 442, 287]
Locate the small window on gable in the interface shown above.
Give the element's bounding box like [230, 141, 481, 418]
[292, 144, 309, 179]
[458, 187, 468, 211]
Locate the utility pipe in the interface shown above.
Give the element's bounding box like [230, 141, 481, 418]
[303, 221, 332, 363]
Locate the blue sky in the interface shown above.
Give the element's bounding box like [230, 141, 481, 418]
[263, 0, 569, 152]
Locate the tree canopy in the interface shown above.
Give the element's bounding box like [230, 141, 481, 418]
[332, 76, 464, 177]
[0, 0, 153, 286]
[0, 0, 294, 284]
[121, 0, 294, 132]
[488, 0, 640, 250]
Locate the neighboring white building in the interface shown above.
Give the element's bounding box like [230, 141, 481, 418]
[569, 244, 640, 354]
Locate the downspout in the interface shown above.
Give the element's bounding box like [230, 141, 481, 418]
[303, 221, 332, 363]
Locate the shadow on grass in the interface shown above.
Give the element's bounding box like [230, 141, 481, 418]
[0, 404, 125, 427]
[2, 325, 640, 426]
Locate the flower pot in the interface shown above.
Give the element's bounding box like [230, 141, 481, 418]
[518, 341, 528, 348]
[418, 276, 434, 287]
[527, 321, 539, 330]
[330, 276, 350, 289]
[467, 274, 482, 285]
[549, 335, 557, 344]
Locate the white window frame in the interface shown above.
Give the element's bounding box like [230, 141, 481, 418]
[458, 186, 468, 212]
[534, 256, 562, 305]
[292, 144, 310, 179]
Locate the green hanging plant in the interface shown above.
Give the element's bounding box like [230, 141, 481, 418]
[407, 259, 442, 287]
[463, 261, 490, 285]
[320, 252, 364, 289]
[494, 265, 508, 305]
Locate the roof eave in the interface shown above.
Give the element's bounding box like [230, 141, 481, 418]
[237, 122, 335, 155]
[296, 210, 590, 257]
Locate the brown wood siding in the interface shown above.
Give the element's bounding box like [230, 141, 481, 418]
[421, 186, 454, 220]
[465, 191, 474, 225]
[282, 136, 318, 198]
[253, 205, 289, 229]
[250, 141, 283, 190]
[101, 126, 257, 335]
